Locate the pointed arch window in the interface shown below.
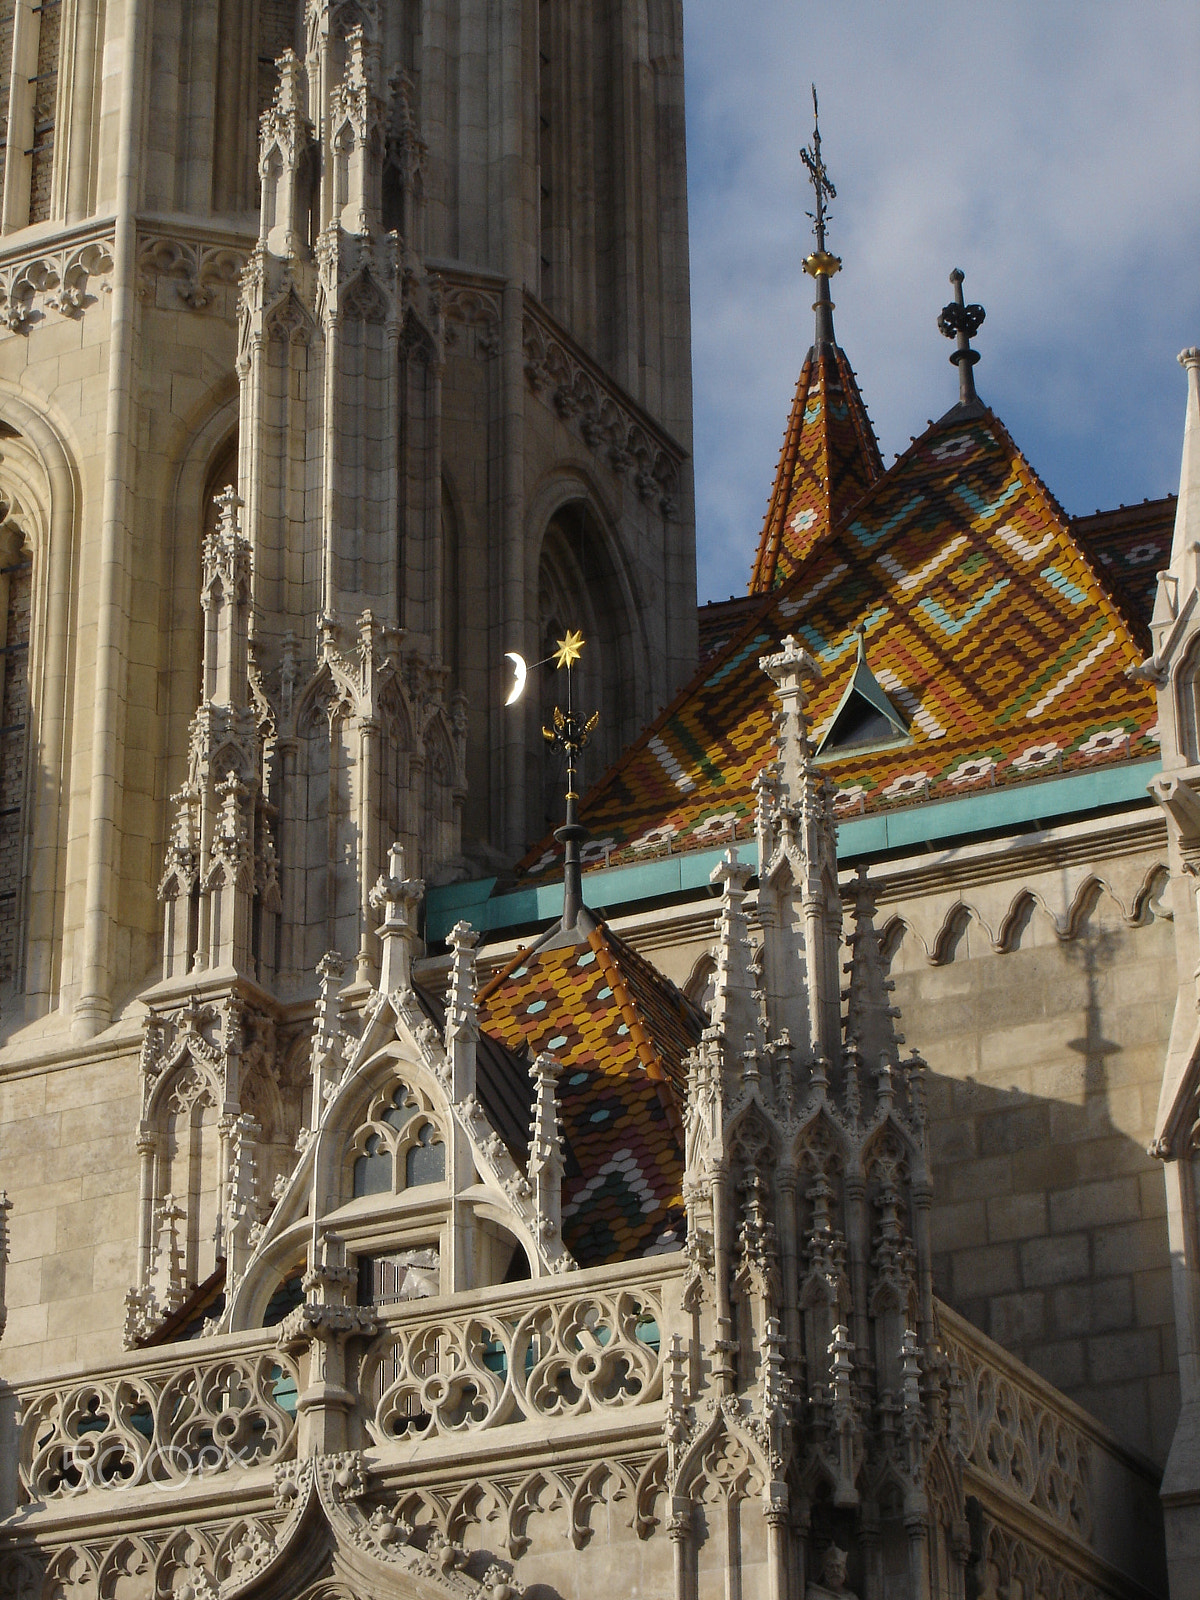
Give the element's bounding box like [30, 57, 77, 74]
[347, 1078, 445, 1202]
[0, 508, 31, 989]
[0, 0, 61, 231]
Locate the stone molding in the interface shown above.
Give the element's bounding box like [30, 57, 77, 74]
[136, 229, 252, 311]
[0, 229, 114, 333]
[521, 295, 686, 516]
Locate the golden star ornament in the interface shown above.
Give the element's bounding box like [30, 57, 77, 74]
[553, 629, 585, 670]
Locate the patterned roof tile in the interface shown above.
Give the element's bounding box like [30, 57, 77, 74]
[750, 343, 884, 592]
[519, 411, 1158, 878]
[477, 924, 702, 1265]
[1071, 496, 1176, 624]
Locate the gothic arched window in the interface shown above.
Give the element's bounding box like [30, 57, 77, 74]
[537, 501, 640, 833]
[0, 514, 31, 989]
[347, 1079, 445, 1202]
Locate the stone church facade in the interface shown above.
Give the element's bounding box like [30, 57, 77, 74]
[0, 3, 1196, 1599]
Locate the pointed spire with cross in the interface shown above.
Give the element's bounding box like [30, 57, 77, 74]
[937, 267, 986, 413]
[800, 85, 841, 351]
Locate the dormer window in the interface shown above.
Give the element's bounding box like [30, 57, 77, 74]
[816, 632, 909, 759]
[348, 1079, 445, 1200]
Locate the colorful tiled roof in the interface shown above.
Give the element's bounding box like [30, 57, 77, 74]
[477, 923, 701, 1265]
[1072, 496, 1176, 625]
[699, 593, 769, 663]
[519, 410, 1158, 877]
[749, 341, 884, 592]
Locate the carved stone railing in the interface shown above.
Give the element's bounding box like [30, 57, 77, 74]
[364, 1261, 676, 1447]
[938, 1300, 1167, 1600]
[7, 1257, 688, 1520]
[14, 1329, 299, 1504]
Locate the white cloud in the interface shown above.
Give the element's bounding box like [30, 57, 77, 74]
[683, 1, 1200, 601]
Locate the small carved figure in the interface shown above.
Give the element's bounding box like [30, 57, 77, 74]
[806, 1544, 858, 1600]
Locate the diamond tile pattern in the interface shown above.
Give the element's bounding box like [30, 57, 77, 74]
[750, 342, 884, 591]
[1072, 496, 1176, 625]
[478, 924, 701, 1265]
[519, 412, 1158, 877]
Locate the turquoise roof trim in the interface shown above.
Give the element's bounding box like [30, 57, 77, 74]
[425, 758, 1161, 942]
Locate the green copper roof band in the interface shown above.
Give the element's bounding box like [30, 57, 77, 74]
[424, 758, 1161, 942]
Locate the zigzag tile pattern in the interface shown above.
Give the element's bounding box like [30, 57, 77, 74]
[520, 413, 1158, 879]
[478, 925, 698, 1264]
[750, 342, 883, 591]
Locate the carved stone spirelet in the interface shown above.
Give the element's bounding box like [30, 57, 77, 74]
[669, 636, 962, 1597]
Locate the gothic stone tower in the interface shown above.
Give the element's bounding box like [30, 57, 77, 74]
[0, 0, 696, 1043]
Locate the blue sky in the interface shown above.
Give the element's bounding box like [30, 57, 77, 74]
[683, 2, 1200, 603]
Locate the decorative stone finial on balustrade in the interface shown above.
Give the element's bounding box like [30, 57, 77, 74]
[0, 1189, 11, 1341]
[310, 949, 347, 1130]
[225, 1114, 262, 1285]
[444, 920, 479, 1102]
[147, 1193, 187, 1320]
[527, 1052, 565, 1241]
[370, 841, 424, 996]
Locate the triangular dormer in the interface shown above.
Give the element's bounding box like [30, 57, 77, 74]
[815, 631, 909, 757]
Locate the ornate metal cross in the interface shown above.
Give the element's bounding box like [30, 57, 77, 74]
[800, 85, 836, 255]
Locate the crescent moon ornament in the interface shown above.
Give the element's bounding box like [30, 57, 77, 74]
[504, 651, 528, 706]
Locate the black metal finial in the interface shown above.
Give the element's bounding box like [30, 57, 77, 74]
[541, 632, 599, 932]
[937, 268, 986, 409]
[800, 86, 841, 352]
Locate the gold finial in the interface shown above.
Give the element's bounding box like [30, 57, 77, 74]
[553, 629, 584, 670]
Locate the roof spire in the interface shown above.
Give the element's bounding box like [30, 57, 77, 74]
[801, 85, 841, 352]
[542, 632, 599, 933]
[937, 268, 986, 415]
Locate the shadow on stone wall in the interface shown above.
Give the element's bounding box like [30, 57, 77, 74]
[910, 925, 1178, 1465]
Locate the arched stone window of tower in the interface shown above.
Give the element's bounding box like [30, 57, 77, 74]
[208, 0, 303, 218]
[161, 1064, 223, 1290]
[440, 479, 460, 688]
[0, 0, 60, 230]
[537, 501, 638, 834]
[257, 0, 303, 124]
[0, 502, 32, 992]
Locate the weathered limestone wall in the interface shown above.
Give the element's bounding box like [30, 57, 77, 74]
[0, 0, 696, 1035]
[0, 1038, 141, 1379]
[892, 883, 1176, 1464]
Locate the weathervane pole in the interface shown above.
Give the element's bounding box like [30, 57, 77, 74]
[542, 630, 598, 933]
